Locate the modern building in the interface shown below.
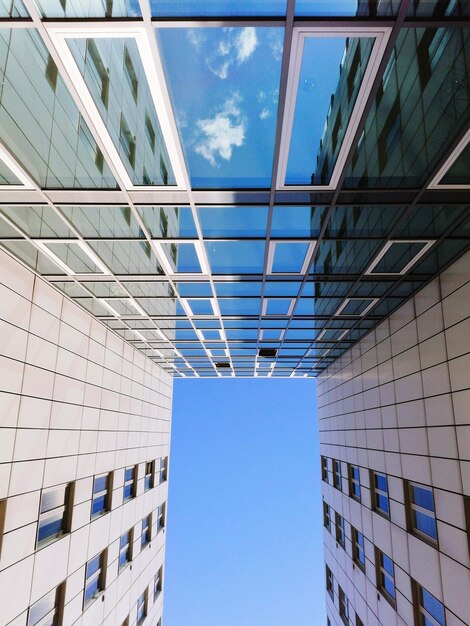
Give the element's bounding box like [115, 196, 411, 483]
[0, 0, 469, 625]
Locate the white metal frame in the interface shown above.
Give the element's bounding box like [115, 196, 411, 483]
[364, 240, 435, 276]
[334, 297, 379, 317]
[276, 26, 392, 191]
[427, 127, 470, 190]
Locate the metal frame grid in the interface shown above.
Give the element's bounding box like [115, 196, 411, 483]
[0, 0, 468, 377]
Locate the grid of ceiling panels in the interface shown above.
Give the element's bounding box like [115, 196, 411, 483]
[0, 0, 469, 378]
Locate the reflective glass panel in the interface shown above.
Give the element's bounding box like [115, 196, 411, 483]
[0, 29, 117, 188]
[296, 0, 399, 15]
[198, 206, 268, 238]
[407, 0, 470, 17]
[343, 27, 470, 188]
[68, 37, 175, 186]
[151, 0, 286, 16]
[271, 206, 324, 237]
[37, 0, 140, 16]
[158, 27, 283, 188]
[0, 206, 73, 238]
[60, 206, 142, 238]
[441, 143, 470, 185]
[0, 0, 28, 17]
[206, 241, 265, 274]
[139, 206, 197, 238]
[287, 37, 373, 185]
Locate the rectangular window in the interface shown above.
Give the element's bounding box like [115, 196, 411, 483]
[119, 114, 136, 168]
[145, 113, 156, 152]
[413, 581, 446, 626]
[371, 471, 390, 518]
[87, 39, 109, 109]
[28, 583, 64, 626]
[141, 514, 151, 548]
[335, 512, 345, 548]
[84, 551, 106, 608]
[91, 473, 111, 519]
[352, 527, 365, 571]
[124, 46, 138, 102]
[37, 483, 72, 548]
[123, 465, 137, 502]
[45, 54, 58, 92]
[338, 585, 349, 625]
[347, 45, 361, 100]
[376, 549, 396, 607]
[406, 482, 438, 543]
[119, 529, 133, 571]
[332, 109, 342, 154]
[333, 460, 342, 491]
[356, 616, 364, 626]
[160, 155, 169, 185]
[78, 114, 104, 174]
[348, 464, 361, 501]
[321, 456, 328, 482]
[157, 502, 166, 533]
[159, 457, 168, 484]
[323, 502, 331, 532]
[137, 589, 147, 625]
[378, 99, 401, 172]
[326, 564, 334, 599]
[145, 461, 155, 491]
[154, 565, 163, 599]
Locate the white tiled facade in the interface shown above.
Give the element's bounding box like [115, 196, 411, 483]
[318, 250, 470, 626]
[0, 248, 172, 626]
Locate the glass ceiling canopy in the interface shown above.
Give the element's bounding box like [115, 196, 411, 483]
[0, 0, 468, 378]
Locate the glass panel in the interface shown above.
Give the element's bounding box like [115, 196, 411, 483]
[158, 27, 283, 188]
[0, 0, 28, 17]
[198, 206, 268, 237]
[38, 512, 65, 543]
[0, 30, 117, 189]
[421, 588, 445, 624]
[40, 487, 66, 513]
[295, 0, 399, 15]
[139, 206, 197, 238]
[265, 299, 292, 315]
[206, 241, 265, 274]
[286, 37, 373, 185]
[411, 485, 434, 511]
[0, 206, 73, 238]
[371, 242, 428, 274]
[36, 0, 140, 17]
[60, 206, 142, 238]
[343, 27, 470, 188]
[271, 206, 324, 237]
[91, 495, 106, 516]
[315, 239, 381, 274]
[407, 0, 470, 17]
[68, 37, 175, 186]
[375, 474, 388, 492]
[151, 0, 286, 16]
[161, 242, 202, 273]
[272, 242, 310, 273]
[88, 241, 163, 274]
[441, 143, 470, 184]
[28, 590, 56, 626]
[413, 511, 437, 539]
[43, 242, 104, 274]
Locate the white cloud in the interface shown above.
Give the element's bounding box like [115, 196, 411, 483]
[257, 90, 266, 102]
[206, 27, 258, 79]
[259, 107, 271, 120]
[187, 29, 206, 51]
[235, 27, 258, 63]
[194, 94, 246, 167]
[268, 29, 283, 61]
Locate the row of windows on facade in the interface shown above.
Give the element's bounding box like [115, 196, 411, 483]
[326, 558, 446, 625]
[26, 554, 164, 626]
[321, 456, 439, 546]
[6, 457, 169, 551]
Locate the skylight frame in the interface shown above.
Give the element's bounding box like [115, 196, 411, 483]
[427, 128, 470, 190]
[334, 297, 380, 317]
[276, 25, 392, 191]
[45, 22, 187, 192]
[266, 240, 316, 275]
[365, 240, 436, 276]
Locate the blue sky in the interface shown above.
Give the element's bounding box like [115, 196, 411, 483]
[158, 27, 284, 188]
[164, 378, 325, 626]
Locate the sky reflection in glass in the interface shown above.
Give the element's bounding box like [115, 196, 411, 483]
[158, 27, 283, 188]
[286, 37, 347, 184]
